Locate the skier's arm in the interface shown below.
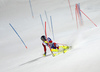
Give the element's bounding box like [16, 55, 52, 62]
[54, 43, 59, 49]
[47, 37, 52, 43]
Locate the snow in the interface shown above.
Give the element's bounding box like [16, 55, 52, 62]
[0, 0, 100, 72]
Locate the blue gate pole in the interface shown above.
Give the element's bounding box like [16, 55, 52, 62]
[9, 23, 27, 49]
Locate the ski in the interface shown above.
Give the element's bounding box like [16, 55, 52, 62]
[52, 46, 72, 57]
[43, 46, 72, 57]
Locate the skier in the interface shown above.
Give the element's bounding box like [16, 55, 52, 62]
[41, 35, 59, 56]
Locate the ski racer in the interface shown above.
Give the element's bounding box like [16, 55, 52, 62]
[41, 35, 59, 56]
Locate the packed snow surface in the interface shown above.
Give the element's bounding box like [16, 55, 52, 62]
[0, 0, 100, 72]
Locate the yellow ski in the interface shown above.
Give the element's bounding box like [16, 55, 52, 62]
[51, 45, 72, 57]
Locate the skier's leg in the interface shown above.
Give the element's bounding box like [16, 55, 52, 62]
[51, 43, 59, 52]
[51, 48, 58, 52]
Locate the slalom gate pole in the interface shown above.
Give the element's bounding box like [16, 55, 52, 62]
[45, 21, 54, 56]
[9, 23, 27, 49]
[76, 4, 81, 26]
[80, 10, 97, 27]
[40, 14, 45, 33]
[45, 10, 51, 31]
[75, 5, 78, 29]
[29, 0, 34, 18]
[78, 3, 83, 25]
[75, 4, 84, 28]
[45, 22, 47, 41]
[68, 0, 74, 20]
[50, 16, 55, 40]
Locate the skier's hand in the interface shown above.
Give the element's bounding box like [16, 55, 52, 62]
[44, 41, 48, 43]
